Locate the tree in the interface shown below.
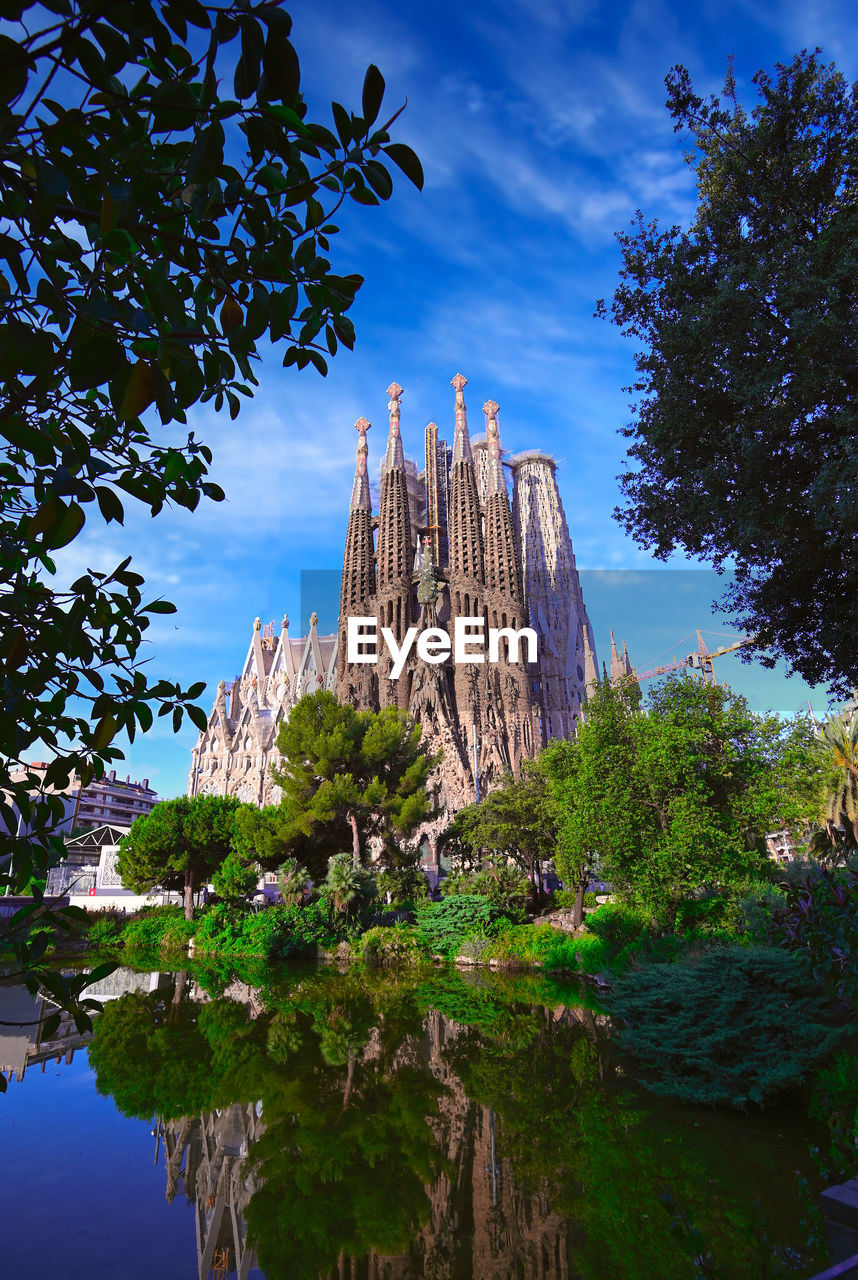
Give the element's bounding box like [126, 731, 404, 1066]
[322, 852, 376, 931]
[117, 793, 241, 919]
[277, 855, 309, 905]
[271, 691, 437, 868]
[212, 848, 259, 902]
[0, 1, 422, 994]
[453, 761, 556, 900]
[549, 676, 794, 929]
[601, 52, 858, 694]
[818, 712, 858, 846]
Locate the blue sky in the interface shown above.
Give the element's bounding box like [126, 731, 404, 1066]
[56, 0, 857, 798]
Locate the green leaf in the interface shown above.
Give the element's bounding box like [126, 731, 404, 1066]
[46, 500, 85, 549]
[143, 600, 178, 615]
[92, 713, 118, 750]
[361, 65, 385, 126]
[263, 30, 300, 102]
[95, 486, 125, 525]
[331, 102, 352, 147]
[187, 704, 208, 732]
[382, 143, 424, 190]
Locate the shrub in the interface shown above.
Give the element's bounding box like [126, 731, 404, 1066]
[358, 924, 424, 967]
[193, 901, 341, 959]
[375, 865, 429, 905]
[277, 857, 310, 906]
[606, 945, 841, 1108]
[811, 1051, 858, 1136]
[88, 916, 123, 948]
[767, 864, 858, 1006]
[120, 906, 193, 954]
[322, 854, 377, 934]
[585, 902, 651, 949]
[552, 888, 598, 911]
[415, 894, 505, 957]
[480, 923, 616, 973]
[440, 860, 530, 919]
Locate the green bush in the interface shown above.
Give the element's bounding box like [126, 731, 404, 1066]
[120, 906, 193, 954]
[375, 866, 428, 905]
[585, 902, 651, 949]
[88, 916, 123, 948]
[193, 901, 341, 959]
[606, 945, 841, 1108]
[415, 895, 505, 957]
[357, 924, 424, 967]
[767, 864, 858, 1007]
[480, 923, 616, 973]
[440, 860, 530, 919]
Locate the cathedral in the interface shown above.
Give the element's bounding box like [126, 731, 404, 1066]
[336, 375, 597, 824]
[188, 374, 599, 830]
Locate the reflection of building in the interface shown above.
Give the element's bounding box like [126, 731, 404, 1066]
[162, 1104, 264, 1280]
[187, 614, 337, 805]
[159, 1008, 577, 1280]
[0, 969, 157, 1084]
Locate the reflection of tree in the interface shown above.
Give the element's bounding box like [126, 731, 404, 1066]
[90, 966, 822, 1280]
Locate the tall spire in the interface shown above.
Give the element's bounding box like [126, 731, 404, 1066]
[350, 417, 371, 511]
[610, 630, 624, 682]
[482, 399, 504, 494]
[451, 373, 472, 465]
[382, 382, 404, 473]
[622, 639, 633, 677]
[582, 625, 599, 694]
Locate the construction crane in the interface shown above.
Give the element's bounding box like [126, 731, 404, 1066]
[636, 631, 754, 686]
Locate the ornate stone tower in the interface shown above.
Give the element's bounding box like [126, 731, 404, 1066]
[375, 382, 415, 709]
[510, 448, 598, 739]
[337, 417, 378, 707]
[481, 399, 534, 774]
[332, 374, 597, 828]
[445, 373, 487, 748]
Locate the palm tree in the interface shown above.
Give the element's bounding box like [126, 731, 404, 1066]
[277, 857, 310, 906]
[325, 853, 376, 924]
[818, 712, 858, 845]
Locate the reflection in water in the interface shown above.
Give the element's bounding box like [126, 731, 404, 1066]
[83, 966, 823, 1280]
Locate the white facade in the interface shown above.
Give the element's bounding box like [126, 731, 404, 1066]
[188, 614, 338, 806]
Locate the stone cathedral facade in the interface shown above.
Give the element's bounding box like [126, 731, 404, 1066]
[336, 376, 598, 824]
[188, 375, 598, 827]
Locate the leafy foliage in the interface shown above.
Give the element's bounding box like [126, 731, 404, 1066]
[767, 863, 858, 1006]
[414, 894, 505, 957]
[607, 946, 840, 1108]
[546, 675, 806, 927]
[0, 0, 422, 999]
[212, 848, 259, 902]
[120, 904, 195, 954]
[320, 852, 376, 934]
[357, 924, 424, 967]
[117, 793, 241, 918]
[817, 713, 858, 846]
[453, 760, 555, 888]
[441, 858, 531, 919]
[602, 52, 858, 692]
[277, 855, 310, 905]
[271, 691, 437, 866]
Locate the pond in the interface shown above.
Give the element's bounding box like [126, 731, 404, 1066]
[0, 962, 828, 1280]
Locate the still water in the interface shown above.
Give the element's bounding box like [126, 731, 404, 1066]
[0, 963, 826, 1280]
